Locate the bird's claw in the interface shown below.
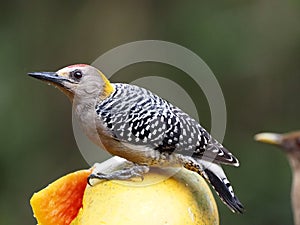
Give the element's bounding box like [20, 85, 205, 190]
[87, 164, 149, 186]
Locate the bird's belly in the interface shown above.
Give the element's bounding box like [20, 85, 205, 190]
[98, 134, 181, 167]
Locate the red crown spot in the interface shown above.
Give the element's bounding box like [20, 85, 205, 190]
[67, 64, 89, 68]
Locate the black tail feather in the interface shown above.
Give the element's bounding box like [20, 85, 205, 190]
[204, 169, 244, 213]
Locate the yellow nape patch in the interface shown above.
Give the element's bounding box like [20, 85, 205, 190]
[98, 71, 115, 99]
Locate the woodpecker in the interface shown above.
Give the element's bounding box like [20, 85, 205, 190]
[255, 131, 300, 225]
[28, 64, 244, 213]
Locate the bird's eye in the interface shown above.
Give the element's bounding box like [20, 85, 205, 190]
[71, 70, 83, 79]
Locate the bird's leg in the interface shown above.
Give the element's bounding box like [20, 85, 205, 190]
[88, 164, 150, 185]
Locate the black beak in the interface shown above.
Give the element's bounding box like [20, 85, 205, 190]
[28, 72, 70, 86]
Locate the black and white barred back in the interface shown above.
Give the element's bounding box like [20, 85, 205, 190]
[96, 83, 238, 166]
[95, 83, 244, 213]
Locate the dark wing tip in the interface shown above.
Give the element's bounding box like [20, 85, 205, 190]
[220, 147, 240, 167]
[206, 143, 240, 167]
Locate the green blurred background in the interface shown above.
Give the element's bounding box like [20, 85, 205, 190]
[1, 1, 300, 224]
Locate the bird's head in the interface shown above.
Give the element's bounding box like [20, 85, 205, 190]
[28, 64, 114, 101]
[255, 131, 300, 154]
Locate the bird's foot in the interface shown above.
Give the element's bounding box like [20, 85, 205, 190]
[88, 164, 149, 186]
